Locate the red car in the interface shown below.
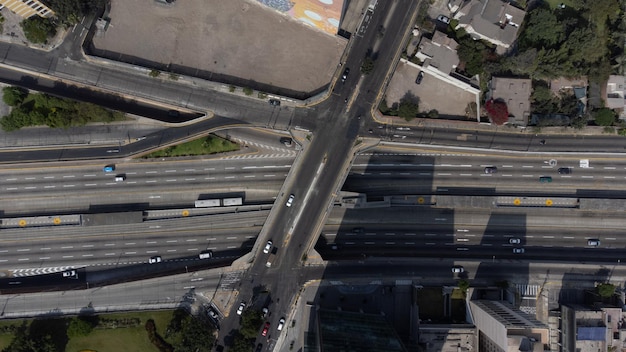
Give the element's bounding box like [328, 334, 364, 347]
[261, 322, 270, 337]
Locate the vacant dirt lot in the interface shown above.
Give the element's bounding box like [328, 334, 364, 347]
[92, 0, 346, 94]
[386, 60, 476, 118]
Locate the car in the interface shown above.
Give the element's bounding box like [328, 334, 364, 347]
[452, 266, 464, 273]
[277, 318, 285, 331]
[558, 167, 572, 174]
[437, 15, 451, 24]
[103, 165, 115, 172]
[167, 110, 180, 118]
[199, 250, 213, 259]
[148, 256, 162, 264]
[115, 175, 126, 182]
[263, 240, 273, 254]
[285, 194, 295, 207]
[341, 68, 350, 82]
[539, 176, 552, 183]
[509, 238, 521, 244]
[62, 270, 77, 278]
[236, 302, 246, 316]
[415, 71, 424, 84]
[280, 137, 293, 146]
[269, 99, 281, 106]
[513, 248, 525, 254]
[207, 307, 219, 320]
[261, 322, 270, 337]
[255, 344, 263, 352]
[588, 239, 600, 246]
[484, 166, 498, 174]
[353, 227, 365, 233]
[262, 307, 269, 318]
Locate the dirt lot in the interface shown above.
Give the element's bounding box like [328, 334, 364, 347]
[92, 0, 345, 95]
[385, 60, 476, 118]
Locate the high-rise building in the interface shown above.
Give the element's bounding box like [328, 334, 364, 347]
[0, 0, 54, 19]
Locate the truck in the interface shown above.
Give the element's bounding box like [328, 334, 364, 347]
[266, 248, 277, 268]
[195, 199, 221, 208]
[222, 197, 243, 206]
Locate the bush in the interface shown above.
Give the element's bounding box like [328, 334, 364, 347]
[67, 317, 94, 338]
[2, 86, 27, 106]
[593, 108, 616, 126]
[484, 99, 509, 125]
[597, 283, 616, 298]
[243, 87, 253, 96]
[149, 69, 161, 78]
[361, 56, 375, 75]
[398, 99, 419, 119]
[21, 17, 56, 44]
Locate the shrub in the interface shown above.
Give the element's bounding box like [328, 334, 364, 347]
[2, 86, 27, 106]
[593, 108, 616, 126]
[21, 17, 56, 44]
[484, 99, 509, 125]
[243, 87, 253, 96]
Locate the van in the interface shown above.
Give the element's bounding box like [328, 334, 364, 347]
[199, 250, 213, 259]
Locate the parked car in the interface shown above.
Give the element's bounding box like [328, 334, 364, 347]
[437, 15, 450, 24]
[149, 256, 162, 264]
[236, 302, 246, 316]
[509, 238, 521, 244]
[452, 266, 464, 273]
[269, 99, 281, 106]
[415, 71, 424, 84]
[262, 307, 269, 318]
[263, 240, 273, 254]
[588, 239, 600, 246]
[277, 318, 285, 331]
[513, 248, 525, 254]
[62, 270, 77, 278]
[207, 307, 219, 320]
[341, 68, 350, 82]
[484, 166, 498, 174]
[261, 322, 270, 337]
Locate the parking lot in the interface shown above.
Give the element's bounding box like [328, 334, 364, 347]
[385, 60, 477, 119]
[92, 0, 345, 95]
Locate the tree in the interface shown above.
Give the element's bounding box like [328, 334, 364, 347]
[67, 317, 94, 338]
[484, 99, 509, 125]
[597, 283, 616, 297]
[458, 279, 470, 293]
[361, 56, 375, 75]
[2, 86, 27, 106]
[42, 0, 106, 26]
[530, 83, 556, 114]
[397, 99, 419, 120]
[593, 108, 616, 126]
[20, 17, 56, 44]
[165, 310, 215, 352]
[518, 8, 564, 50]
[456, 35, 489, 76]
[239, 309, 263, 339]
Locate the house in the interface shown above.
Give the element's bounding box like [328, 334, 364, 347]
[453, 0, 526, 53]
[606, 75, 625, 116]
[415, 31, 460, 75]
[550, 77, 588, 116]
[488, 77, 531, 126]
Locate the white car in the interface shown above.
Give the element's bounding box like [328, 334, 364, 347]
[588, 239, 600, 246]
[148, 256, 162, 264]
[262, 307, 269, 318]
[437, 15, 451, 24]
[285, 194, 295, 207]
[263, 240, 273, 254]
[451, 266, 464, 273]
[236, 302, 246, 316]
[62, 270, 77, 278]
[277, 318, 285, 331]
[509, 238, 521, 244]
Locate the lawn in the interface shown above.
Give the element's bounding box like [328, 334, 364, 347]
[65, 310, 174, 352]
[0, 310, 175, 352]
[143, 134, 239, 158]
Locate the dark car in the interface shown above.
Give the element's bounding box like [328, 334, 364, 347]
[415, 71, 424, 84]
[255, 344, 263, 352]
[341, 68, 350, 82]
[269, 99, 281, 106]
[558, 167, 571, 174]
[539, 176, 552, 183]
[484, 166, 498, 174]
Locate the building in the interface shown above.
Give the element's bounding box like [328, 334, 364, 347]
[415, 31, 460, 75]
[488, 77, 531, 126]
[470, 300, 550, 352]
[561, 304, 626, 352]
[0, 0, 54, 19]
[606, 75, 625, 114]
[452, 0, 526, 53]
[418, 324, 477, 352]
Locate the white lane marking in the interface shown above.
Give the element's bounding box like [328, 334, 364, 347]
[244, 175, 256, 178]
[185, 178, 196, 181]
[104, 243, 115, 246]
[205, 168, 215, 171]
[25, 177, 35, 180]
[263, 175, 276, 177]
[502, 174, 513, 177]
[184, 169, 196, 172]
[437, 173, 451, 176]
[63, 175, 75, 178]
[225, 176, 235, 179]
[604, 167, 616, 169]
[502, 165, 513, 168]
[604, 176, 616, 179]
[543, 236, 554, 239]
[166, 179, 177, 182]
[61, 246, 74, 249]
[44, 176, 54, 179]
[85, 183, 97, 186]
[419, 172, 432, 176]
[165, 170, 176, 173]
[606, 237, 616, 240]
[522, 175, 534, 177]
[225, 167, 235, 170]
[24, 186, 36, 189]
[459, 173, 472, 176]
[16, 249, 30, 252]
[146, 171, 157, 174]
[522, 165, 533, 168]
[82, 245, 94, 248]
[582, 176, 594, 178]
[63, 185, 75, 188]
[146, 180, 157, 183]
[84, 174, 96, 177]
[6, 178, 17, 181]
[564, 236, 574, 239]
[105, 253, 116, 256]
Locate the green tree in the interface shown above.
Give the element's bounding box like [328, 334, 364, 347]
[458, 279, 470, 293]
[361, 56, 375, 74]
[518, 8, 564, 49]
[149, 69, 160, 78]
[597, 283, 616, 297]
[239, 309, 263, 339]
[42, 0, 106, 26]
[531, 83, 556, 114]
[67, 317, 94, 338]
[165, 310, 215, 352]
[593, 108, 616, 126]
[456, 35, 489, 76]
[2, 86, 27, 106]
[397, 99, 419, 119]
[21, 17, 56, 44]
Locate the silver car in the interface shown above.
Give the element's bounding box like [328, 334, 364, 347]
[509, 238, 521, 244]
[285, 194, 295, 207]
[513, 248, 525, 254]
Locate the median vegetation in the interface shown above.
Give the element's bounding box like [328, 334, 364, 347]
[0, 86, 126, 131]
[142, 134, 239, 158]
